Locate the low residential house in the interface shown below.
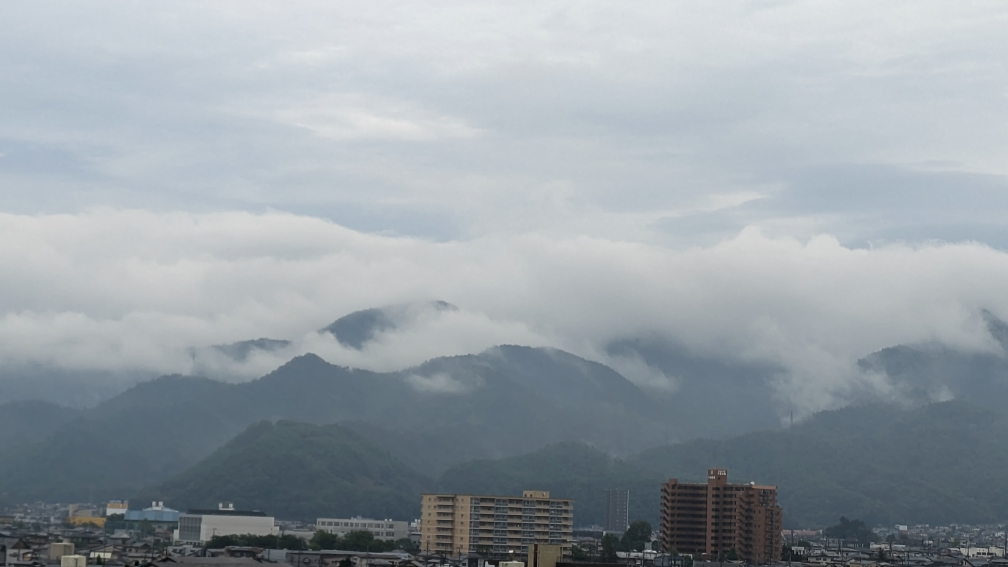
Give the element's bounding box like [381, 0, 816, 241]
[86, 543, 124, 563]
[205, 548, 262, 559]
[144, 557, 266, 567]
[2, 538, 34, 565]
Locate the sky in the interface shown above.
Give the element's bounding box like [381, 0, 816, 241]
[2, 0, 1008, 411]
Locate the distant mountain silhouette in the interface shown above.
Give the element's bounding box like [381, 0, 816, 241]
[859, 311, 1008, 407]
[441, 400, 1008, 528]
[133, 400, 1008, 527]
[0, 343, 673, 504]
[0, 400, 80, 450]
[137, 420, 430, 521]
[211, 338, 291, 362]
[321, 300, 457, 350]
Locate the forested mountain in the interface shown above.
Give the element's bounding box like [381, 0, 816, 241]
[4, 305, 1008, 525]
[321, 301, 457, 350]
[0, 343, 674, 504]
[111, 400, 1008, 528]
[0, 401, 80, 450]
[440, 401, 1008, 528]
[858, 310, 1008, 409]
[137, 421, 430, 521]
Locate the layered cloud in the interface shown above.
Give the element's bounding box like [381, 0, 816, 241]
[2, 209, 1008, 413]
[1, 1, 1006, 243]
[2, 1, 1007, 411]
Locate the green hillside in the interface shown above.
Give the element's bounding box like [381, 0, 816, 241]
[0, 345, 674, 504]
[440, 401, 1008, 528]
[125, 399, 1008, 527]
[137, 420, 432, 521]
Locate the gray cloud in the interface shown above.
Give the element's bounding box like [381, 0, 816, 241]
[2, 2, 1007, 412]
[2, 209, 1008, 415]
[0, 1, 1005, 243]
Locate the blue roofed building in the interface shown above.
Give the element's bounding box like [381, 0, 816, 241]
[125, 502, 180, 523]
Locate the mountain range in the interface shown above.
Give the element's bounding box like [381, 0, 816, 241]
[1, 303, 1007, 529]
[133, 399, 1008, 529]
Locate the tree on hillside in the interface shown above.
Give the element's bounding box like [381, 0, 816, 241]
[823, 517, 879, 545]
[622, 520, 653, 552]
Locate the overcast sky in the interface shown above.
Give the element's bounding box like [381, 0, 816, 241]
[2, 0, 1008, 411]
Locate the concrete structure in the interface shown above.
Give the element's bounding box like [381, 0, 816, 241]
[660, 468, 782, 564]
[60, 556, 87, 567]
[420, 490, 573, 558]
[68, 515, 105, 528]
[125, 502, 180, 523]
[106, 500, 129, 516]
[957, 547, 1006, 558]
[528, 544, 562, 567]
[174, 503, 278, 545]
[603, 490, 629, 534]
[48, 543, 75, 560]
[316, 517, 408, 541]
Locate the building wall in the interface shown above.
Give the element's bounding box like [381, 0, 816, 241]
[49, 543, 75, 560]
[660, 469, 782, 564]
[68, 516, 106, 528]
[125, 508, 180, 522]
[175, 513, 278, 544]
[316, 518, 409, 541]
[420, 490, 574, 558]
[106, 501, 129, 517]
[603, 490, 629, 534]
[200, 514, 278, 541]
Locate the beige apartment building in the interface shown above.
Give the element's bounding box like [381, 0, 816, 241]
[420, 490, 574, 558]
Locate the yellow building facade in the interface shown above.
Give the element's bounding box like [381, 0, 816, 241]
[420, 490, 573, 558]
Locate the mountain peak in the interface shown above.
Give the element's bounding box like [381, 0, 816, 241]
[321, 300, 457, 350]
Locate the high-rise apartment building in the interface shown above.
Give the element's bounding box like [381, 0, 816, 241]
[603, 489, 629, 533]
[660, 468, 782, 564]
[420, 490, 574, 558]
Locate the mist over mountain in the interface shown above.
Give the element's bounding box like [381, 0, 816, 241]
[4, 304, 1008, 522]
[321, 301, 458, 350]
[210, 339, 292, 362]
[0, 401, 80, 450]
[0, 338, 673, 504]
[0, 365, 152, 408]
[859, 311, 1008, 408]
[606, 336, 786, 438]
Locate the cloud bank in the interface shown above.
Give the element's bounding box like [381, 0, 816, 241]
[2, 209, 1007, 414]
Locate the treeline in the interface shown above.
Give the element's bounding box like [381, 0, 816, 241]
[309, 530, 417, 552]
[572, 521, 654, 563]
[206, 530, 418, 552]
[206, 534, 308, 550]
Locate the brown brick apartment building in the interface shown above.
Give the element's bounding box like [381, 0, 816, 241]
[660, 468, 782, 564]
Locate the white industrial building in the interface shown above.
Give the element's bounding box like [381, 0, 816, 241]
[174, 503, 278, 545]
[316, 517, 409, 541]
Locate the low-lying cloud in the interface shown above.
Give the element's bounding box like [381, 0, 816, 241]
[2, 208, 1008, 414]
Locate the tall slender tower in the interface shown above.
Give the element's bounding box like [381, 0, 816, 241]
[604, 489, 629, 533]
